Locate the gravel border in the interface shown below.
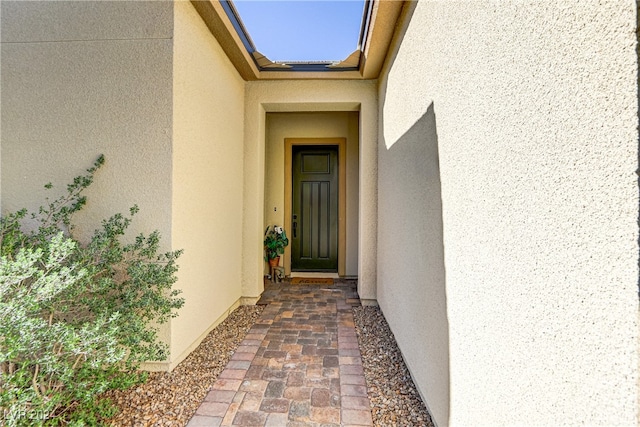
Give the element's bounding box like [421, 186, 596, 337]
[104, 305, 264, 426]
[353, 306, 435, 427]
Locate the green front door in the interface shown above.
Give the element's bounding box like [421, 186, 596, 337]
[291, 145, 339, 271]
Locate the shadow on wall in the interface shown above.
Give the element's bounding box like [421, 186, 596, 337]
[377, 103, 450, 426]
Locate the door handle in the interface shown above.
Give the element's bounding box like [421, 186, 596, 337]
[293, 221, 297, 238]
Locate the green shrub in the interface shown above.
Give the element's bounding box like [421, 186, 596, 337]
[0, 155, 184, 426]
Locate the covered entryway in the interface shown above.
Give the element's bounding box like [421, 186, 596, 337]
[263, 112, 358, 278]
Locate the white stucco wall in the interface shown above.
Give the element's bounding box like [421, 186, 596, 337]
[1, 0, 173, 238]
[169, 1, 246, 368]
[378, 1, 639, 426]
[243, 80, 377, 302]
[264, 112, 359, 276]
[1, 0, 175, 345]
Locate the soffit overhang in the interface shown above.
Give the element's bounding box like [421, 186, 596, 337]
[190, 0, 405, 81]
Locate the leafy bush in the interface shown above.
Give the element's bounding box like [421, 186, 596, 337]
[0, 156, 184, 425]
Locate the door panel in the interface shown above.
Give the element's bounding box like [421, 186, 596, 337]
[292, 146, 338, 271]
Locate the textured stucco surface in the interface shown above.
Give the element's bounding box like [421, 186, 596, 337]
[378, 1, 639, 425]
[243, 80, 377, 301]
[1, 1, 175, 348]
[170, 1, 245, 367]
[1, 0, 174, 347]
[264, 112, 359, 276]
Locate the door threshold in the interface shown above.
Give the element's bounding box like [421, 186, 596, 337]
[289, 272, 340, 279]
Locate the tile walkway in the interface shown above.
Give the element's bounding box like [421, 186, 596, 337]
[187, 279, 374, 427]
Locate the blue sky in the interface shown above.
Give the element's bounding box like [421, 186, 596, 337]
[232, 0, 366, 62]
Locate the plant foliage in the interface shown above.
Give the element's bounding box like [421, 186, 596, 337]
[0, 155, 184, 426]
[263, 225, 289, 261]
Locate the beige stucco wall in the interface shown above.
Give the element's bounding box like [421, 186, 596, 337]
[244, 81, 377, 302]
[378, 1, 639, 426]
[1, 0, 174, 345]
[264, 112, 359, 276]
[169, 1, 246, 368]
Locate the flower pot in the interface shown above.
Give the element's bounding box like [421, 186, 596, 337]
[268, 257, 280, 268]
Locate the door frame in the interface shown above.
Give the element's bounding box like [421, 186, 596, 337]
[284, 138, 346, 276]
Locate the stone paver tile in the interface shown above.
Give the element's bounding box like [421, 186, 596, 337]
[322, 367, 339, 378]
[262, 369, 288, 381]
[219, 369, 247, 380]
[283, 361, 306, 371]
[212, 379, 242, 391]
[306, 367, 323, 378]
[310, 407, 340, 424]
[340, 374, 366, 386]
[196, 402, 229, 418]
[342, 396, 371, 410]
[235, 345, 260, 354]
[267, 341, 281, 350]
[288, 400, 311, 422]
[341, 384, 368, 397]
[251, 356, 268, 366]
[317, 339, 332, 347]
[264, 380, 286, 398]
[310, 388, 331, 407]
[323, 356, 339, 368]
[339, 348, 361, 357]
[239, 379, 268, 393]
[340, 365, 364, 376]
[339, 357, 362, 365]
[259, 397, 290, 413]
[231, 352, 255, 362]
[238, 391, 262, 411]
[283, 335, 298, 344]
[226, 360, 252, 370]
[220, 402, 239, 426]
[232, 410, 267, 426]
[267, 359, 284, 369]
[265, 413, 288, 427]
[263, 350, 288, 359]
[301, 345, 317, 356]
[281, 343, 303, 353]
[244, 334, 266, 341]
[283, 386, 311, 400]
[342, 409, 374, 426]
[304, 377, 331, 388]
[330, 378, 341, 394]
[317, 348, 339, 356]
[330, 393, 341, 407]
[244, 365, 264, 380]
[187, 415, 223, 427]
[205, 389, 236, 403]
[338, 341, 360, 349]
[287, 371, 304, 386]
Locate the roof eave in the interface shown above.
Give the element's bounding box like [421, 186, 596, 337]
[190, 0, 406, 81]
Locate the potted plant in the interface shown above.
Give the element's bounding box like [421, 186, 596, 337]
[264, 225, 289, 267]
